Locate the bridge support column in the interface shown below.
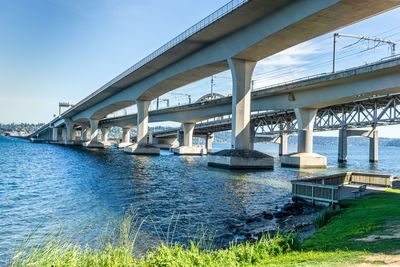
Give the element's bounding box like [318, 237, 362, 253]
[230, 58, 255, 150]
[124, 100, 160, 155]
[52, 127, 59, 142]
[279, 133, 288, 156]
[90, 119, 99, 142]
[101, 127, 112, 145]
[81, 125, 89, 142]
[369, 128, 378, 163]
[177, 130, 183, 146]
[101, 128, 109, 142]
[137, 100, 150, 145]
[172, 122, 207, 155]
[83, 119, 109, 148]
[281, 108, 326, 168]
[249, 122, 255, 150]
[208, 58, 273, 169]
[337, 128, 378, 163]
[61, 128, 67, 142]
[65, 120, 76, 145]
[118, 127, 132, 148]
[183, 123, 194, 147]
[338, 128, 348, 162]
[205, 133, 214, 153]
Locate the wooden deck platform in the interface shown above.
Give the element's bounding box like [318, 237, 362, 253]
[292, 172, 393, 206]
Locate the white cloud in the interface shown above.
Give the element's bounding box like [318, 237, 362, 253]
[252, 40, 331, 89]
[256, 41, 326, 69]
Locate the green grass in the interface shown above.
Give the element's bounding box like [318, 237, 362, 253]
[382, 188, 400, 194]
[11, 190, 400, 266]
[303, 192, 400, 253]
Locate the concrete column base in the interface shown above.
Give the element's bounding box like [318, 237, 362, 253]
[207, 149, 274, 169]
[124, 143, 160, 155]
[31, 139, 50, 143]
[82, 141, 112, 148]
[49, 140, 64, 145]
[117, 142, 132, 149]
[64, 140, 82, 146]
[155, 144, 178, 150]
[280, 153, 327, 168]
[171, 146, 207, 155]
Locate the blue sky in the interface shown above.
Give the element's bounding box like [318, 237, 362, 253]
[1, 1, 400, 137]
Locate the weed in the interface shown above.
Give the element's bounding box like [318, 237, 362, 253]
[313, 208, 338, 229]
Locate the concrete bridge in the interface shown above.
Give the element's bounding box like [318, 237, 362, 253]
[148, 92, 400, 164]
[29, 0, 400, 169]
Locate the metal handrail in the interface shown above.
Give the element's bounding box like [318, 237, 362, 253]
[67, 0, 250, 115]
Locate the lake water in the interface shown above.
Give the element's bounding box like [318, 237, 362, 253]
[1, 135, 399, 264]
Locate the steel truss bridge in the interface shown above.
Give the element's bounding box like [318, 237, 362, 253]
[153, 93, 400, 137]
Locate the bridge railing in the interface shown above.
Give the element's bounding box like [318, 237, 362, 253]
[196, 110, 273, 127]
[292, 181, 340, 205]
[113, 0, 249, 83]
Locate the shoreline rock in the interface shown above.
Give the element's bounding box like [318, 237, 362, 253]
[230, 202, 322, 244]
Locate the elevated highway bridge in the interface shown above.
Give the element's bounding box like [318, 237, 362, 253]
[29, 0, 400, 169]
[149, 93, 400, 163]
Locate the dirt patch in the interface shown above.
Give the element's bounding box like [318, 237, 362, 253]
[355, 233, 400, 242]
[355, 222, 400, 242]
[354, 253, 400, 266]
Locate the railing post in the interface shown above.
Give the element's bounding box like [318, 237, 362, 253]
[311, 185, 314, 206]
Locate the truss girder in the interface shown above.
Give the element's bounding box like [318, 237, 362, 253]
[192, 94, 400, 135]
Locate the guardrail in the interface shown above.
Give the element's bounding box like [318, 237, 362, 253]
[291, 172, 392, 205]
[117, 0, 249, 79]
[350, 172, 392, 187]
[292, 181, 340, 205]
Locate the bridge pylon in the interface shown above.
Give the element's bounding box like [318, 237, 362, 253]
[208, 58, 274, 169]
[280, 108, 327, 168]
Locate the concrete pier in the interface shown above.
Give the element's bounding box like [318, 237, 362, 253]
[64, 120, 76, 145]
[151, 136, 179, 149]
[208, 58, 273, 169]
[124, 100, 160, 155]
[230, 58, 255, 150]
[208, 149, 274, 169]
[137, 100, 149, 145]
[172, 123, 207, 155]
[369, 128, 378, 163]
[124, 143, 160, 155]
[100, 127, 112, 147]
[205, 133, 214, 153]
[171, 146, 207, 155]
[183, 123, 194, 147]
[117, 127, 132, 148]
[52, 127, 59, 142]
[83, 119, 110, 148]
[338, 128, 348, 162]
[81, 125, 89, 142]
[281, 108, 327, 168]
[279, 133, 288, 156]
[101, 127, 110, 142]
[337, 128, 378, 163]
[90, 119, 99, 142]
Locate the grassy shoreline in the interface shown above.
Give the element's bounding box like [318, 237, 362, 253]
[11, 189, 400, 266]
